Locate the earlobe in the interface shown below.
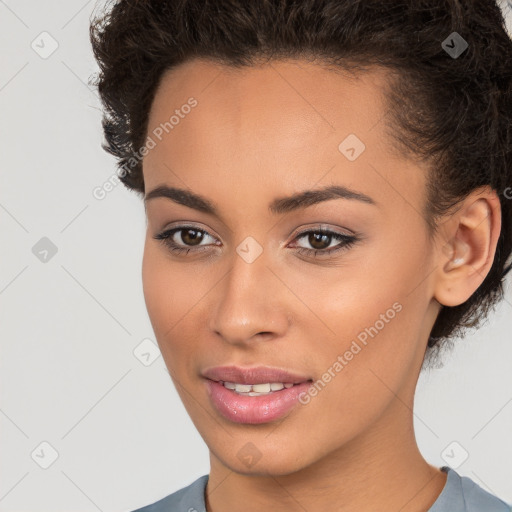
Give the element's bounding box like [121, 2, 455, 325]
[434, 191, 501, 308]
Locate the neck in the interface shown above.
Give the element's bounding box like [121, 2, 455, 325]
[205, 389, 447, 512]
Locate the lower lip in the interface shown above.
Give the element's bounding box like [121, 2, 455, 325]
[205, 379, 313, 424]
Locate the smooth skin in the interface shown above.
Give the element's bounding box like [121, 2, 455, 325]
[141, 58, 501, 512]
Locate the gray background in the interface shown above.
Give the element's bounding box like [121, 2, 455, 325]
[1, 1, 511, 510]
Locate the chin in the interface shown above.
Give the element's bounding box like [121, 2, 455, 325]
[211, 440, 314, 477]
[229, 459, 308, 477]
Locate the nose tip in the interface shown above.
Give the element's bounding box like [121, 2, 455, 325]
[208, 273, 291, 346]
[211, 315, 282, 346]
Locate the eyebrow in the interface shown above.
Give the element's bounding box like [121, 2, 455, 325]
[144, 184, 377, 216]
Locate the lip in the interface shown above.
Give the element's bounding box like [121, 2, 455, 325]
[201, 365, 312, 385]
[205, 379, 313, 424]
[202, 365, 314, 424]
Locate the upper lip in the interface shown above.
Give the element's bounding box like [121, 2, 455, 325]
[202, 365, 312, 385]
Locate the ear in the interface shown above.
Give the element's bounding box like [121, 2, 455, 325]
[433, 186, 502, 307]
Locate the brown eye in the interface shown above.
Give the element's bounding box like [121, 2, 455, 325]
[180, 228, 205, 246]
[308, 232, 333, 250]
[291, 228, 359, 258]
[153, 225, 359, 258]
[153, 225, 217, 255]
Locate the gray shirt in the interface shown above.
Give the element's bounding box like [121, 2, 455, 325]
[131, 466, 511, 511]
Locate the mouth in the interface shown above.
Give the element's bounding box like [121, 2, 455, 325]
[201, 365, 312, 385]
[215, 380, 305, 396]
[202, 365, 314, 424]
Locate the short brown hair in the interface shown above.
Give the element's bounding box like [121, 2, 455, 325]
[89, 0, 512, 368]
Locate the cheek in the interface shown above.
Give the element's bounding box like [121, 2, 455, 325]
[141, 242, 187, 344]
[288, 293, 422, 442]
[141, 241, 213, 365]
[298, 282, 415, 391]
[298, 237, 429, 397]
[142, 243, 169, 331]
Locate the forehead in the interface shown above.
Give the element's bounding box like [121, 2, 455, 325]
[146, 57, 392, 146]
[143, 58, 426, 218]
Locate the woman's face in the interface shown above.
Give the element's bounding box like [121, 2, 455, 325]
[141, 58, 443, 475]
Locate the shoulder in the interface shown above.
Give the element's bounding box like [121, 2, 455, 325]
[130, 474, 209, 512]
[458, 471, 511, 512]
[430, 466, 511, 512]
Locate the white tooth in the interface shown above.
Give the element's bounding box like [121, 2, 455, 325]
[234, 383, 252, 393]
[284, 383, 294, 388]
[252, 383, 271, 393]
[247, 391, 272, 396]
[223, 382, 236, 389]
[270, 382, 285, 391]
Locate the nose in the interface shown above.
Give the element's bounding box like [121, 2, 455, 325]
[208, 248, 290, 346]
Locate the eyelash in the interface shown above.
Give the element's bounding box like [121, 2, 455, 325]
[153, 225, 359, 258]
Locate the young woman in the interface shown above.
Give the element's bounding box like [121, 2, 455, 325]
[89, 1, 512, 510]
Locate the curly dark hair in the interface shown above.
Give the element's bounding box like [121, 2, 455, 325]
[89, 0, 512, 368]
